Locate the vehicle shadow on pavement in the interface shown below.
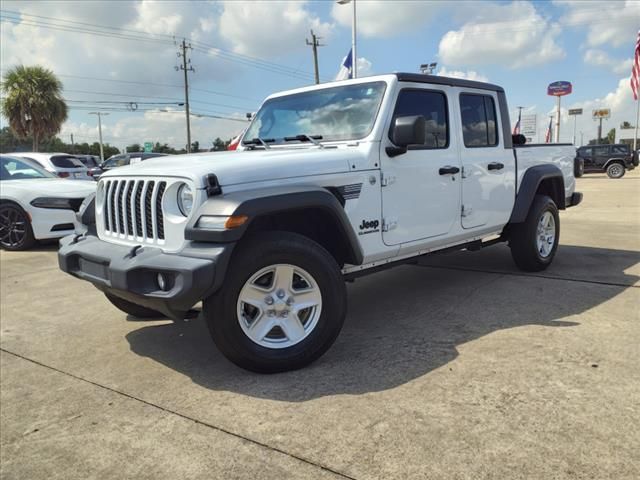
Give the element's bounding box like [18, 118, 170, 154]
[125, 244, 639, 402]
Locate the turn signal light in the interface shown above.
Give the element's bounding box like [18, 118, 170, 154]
[224, 215, 248, 229]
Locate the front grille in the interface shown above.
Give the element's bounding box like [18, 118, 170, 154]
[102, 179, 167, 242]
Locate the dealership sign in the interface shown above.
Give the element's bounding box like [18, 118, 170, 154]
[568, 108, 583, 116]
[592, 109, 611, 119]
[547, 81, 572, 96]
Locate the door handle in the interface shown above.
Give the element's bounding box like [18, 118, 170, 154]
[439, 166, 460, 175]
[488, 162, 504, 171]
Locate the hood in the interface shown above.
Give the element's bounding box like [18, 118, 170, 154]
[99, 147, 364, 188]
[2, 178, 96, 197]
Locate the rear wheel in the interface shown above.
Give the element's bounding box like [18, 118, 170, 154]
[104, 293, 164, 319]
[606, 162, 625, 179]
[509, 195, 560, 272]
[204, 231, 346, 373]
[0, 204, 36, 251]
[574, 158, 584, 178]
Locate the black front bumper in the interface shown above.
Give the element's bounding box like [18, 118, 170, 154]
[58, 235, 233, 319]
[566, 192, 583, 208]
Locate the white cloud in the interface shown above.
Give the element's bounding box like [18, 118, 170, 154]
[438, 1, 564, 68]
[331, 0, 448, 38]
[219, 1, 331, 58]
[357, 57, 373, 77]
[436, 67, 488, 82]
[584, 49, 634, 75]
[555, 0, 640, 48]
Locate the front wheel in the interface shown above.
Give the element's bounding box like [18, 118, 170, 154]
[574, 158, 584, 178]
[204, 232, 346, 373]
[509, 195, 560, 272]
[0, 204, 36, 251]
[606, 162, 625, 179]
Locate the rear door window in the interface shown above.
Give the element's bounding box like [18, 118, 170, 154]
[593, 146, 609, 156]
[460, 94, 499, 147]
[50, 155, 83, 168]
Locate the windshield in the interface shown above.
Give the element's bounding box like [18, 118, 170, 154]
[0, 156, 56, 180]
[243, 81, 386, 145]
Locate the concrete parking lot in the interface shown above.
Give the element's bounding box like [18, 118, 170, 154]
[1, 171, 638, 480]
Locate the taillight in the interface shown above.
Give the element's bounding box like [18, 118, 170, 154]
[58, 172, 70, 178]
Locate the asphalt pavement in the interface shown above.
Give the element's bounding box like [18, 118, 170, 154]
[1, 170, 638, 480]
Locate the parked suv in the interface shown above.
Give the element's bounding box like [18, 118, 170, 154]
[575, 144, 637, 179]
[10, 152, 92, 180]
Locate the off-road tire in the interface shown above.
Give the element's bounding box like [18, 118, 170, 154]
[0, 203, 36, 251]
[104, 293, 164, 319]
[606, 162, 625, 179]
[204, 231, 347, 373]
[509, 195, 560, 272]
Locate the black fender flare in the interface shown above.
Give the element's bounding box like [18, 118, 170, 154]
[509, 164, 565, 223]
[185, 185, 364, 265]
[603, 157, 627, 169]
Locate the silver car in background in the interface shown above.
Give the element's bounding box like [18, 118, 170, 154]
[9, 152, 92, 180]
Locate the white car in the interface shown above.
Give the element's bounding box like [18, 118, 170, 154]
[10, 152, 92, 180]
[0, 155, 96, 250]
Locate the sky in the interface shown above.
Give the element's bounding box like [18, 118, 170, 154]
[1, 0, 639, 150]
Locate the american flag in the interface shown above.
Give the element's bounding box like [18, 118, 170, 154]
[513, 108, 522, 135]
[631, 30, 640, 100]
[545, 117, 553, 143]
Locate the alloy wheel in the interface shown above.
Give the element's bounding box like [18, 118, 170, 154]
[536, 211, 556, 258]
[236, 264, 323, 349]
[0, 207, 27, 249]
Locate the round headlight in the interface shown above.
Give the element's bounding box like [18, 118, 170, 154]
[177, 183, 193, 216]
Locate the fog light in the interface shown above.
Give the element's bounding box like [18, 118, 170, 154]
[157, 272, 168, 291]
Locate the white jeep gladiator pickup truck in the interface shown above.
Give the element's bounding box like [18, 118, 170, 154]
[59, 73, 582, 373]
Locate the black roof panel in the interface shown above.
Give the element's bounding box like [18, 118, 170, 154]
[395, 72, 504, 92]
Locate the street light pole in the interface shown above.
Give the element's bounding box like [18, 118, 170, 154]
[337, 0, 357, 78]
[89, 112, 109, 161]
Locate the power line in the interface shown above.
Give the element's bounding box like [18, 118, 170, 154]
[56, 73, 262, 102]
[63, 88, 253, 110]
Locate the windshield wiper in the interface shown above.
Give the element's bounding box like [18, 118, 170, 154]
[283, 134, 325, 148]
[243, 137, 274, 149]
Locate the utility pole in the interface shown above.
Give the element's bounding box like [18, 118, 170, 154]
[306, 29, 324, 84]
[89, 112, 109, 161]
[176, 39, 194, 153]
[70, 133, 75, 154]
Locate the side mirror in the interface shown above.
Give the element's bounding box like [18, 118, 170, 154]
[387, 115, 426, 157]
[512, 134, 526, 145]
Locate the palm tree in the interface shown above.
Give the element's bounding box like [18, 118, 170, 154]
[1, 65, 68, 151]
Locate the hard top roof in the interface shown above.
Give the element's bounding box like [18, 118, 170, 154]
[394, 72, 504, 92]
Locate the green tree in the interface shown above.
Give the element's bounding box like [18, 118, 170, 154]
[126, 143, 141, 152]
[0, 65, 68, 151]
[606, 128, 616, 144]
[212, 137, 231, 152]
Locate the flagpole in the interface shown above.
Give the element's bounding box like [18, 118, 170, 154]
[635, 97, 639, 151]
[352, 0, 357, 78]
